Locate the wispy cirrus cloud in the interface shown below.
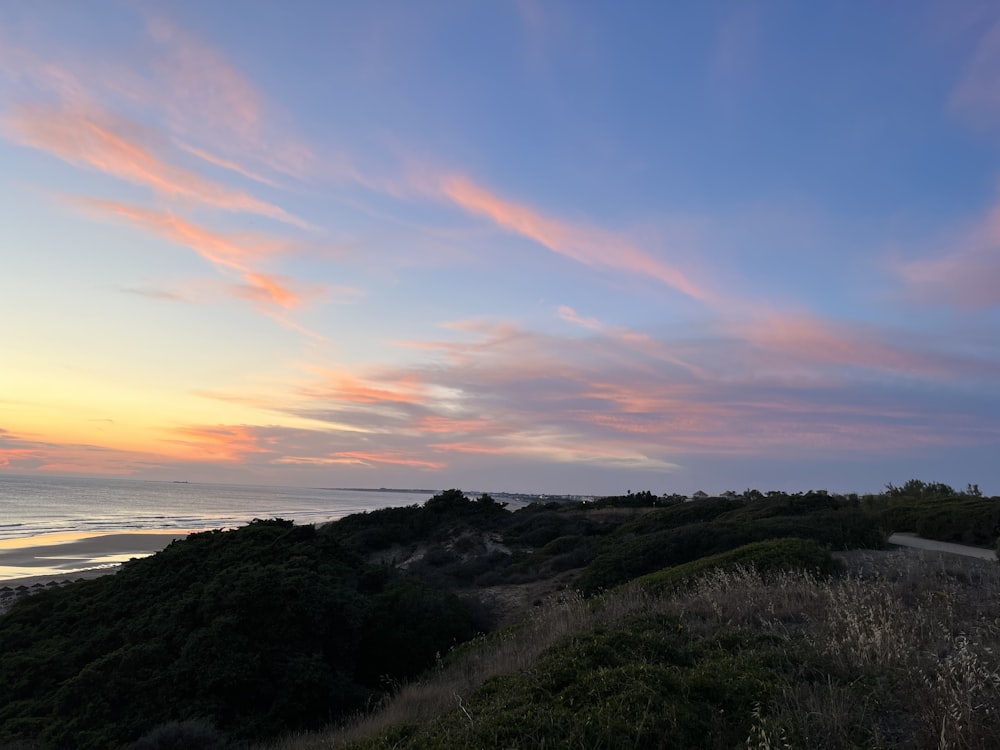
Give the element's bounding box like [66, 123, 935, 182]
[142, 17, 317, 182]
[276, 451, 445, 470]
[732, 310, 998, 380]
[438, 175, 712, 302]
[69, 197, 331, 310]
[893, 211, 1000, 310]
[897, 248, 1000, 308]
[889, 175, 1000, 309]
[174, 141, 283, 189]
[4, 102, 313, 229]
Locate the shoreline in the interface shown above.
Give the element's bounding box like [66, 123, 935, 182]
[0, 531, 190, 587]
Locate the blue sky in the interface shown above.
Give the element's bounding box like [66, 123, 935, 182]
[1, 1, 998, 495]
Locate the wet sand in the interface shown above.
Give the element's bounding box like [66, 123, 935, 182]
[0, 531, 189, 586]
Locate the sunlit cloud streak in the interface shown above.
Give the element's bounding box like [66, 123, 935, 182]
[732, 310, 1000, 379]
[439, 175, 712, 302]
[276, 451, 445, 470]
[4, 102, 313, 229]
[142, 17, 317, 182]
[0, 429, 163, 475]
[889, 177, 1000, 309]
[897, 251, 1000, 309]
[216, 311, 998, 476]
[70, 197, 323, 310]
[174, 141, 283, 189]
[165, 425, 273, 463]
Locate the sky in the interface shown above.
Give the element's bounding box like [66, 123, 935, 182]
[1, 1, 999, 496]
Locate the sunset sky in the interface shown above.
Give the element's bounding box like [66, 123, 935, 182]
[2, 1, 999, 495]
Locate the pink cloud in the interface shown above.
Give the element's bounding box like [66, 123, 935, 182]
[233, 273, 311, 310]
[0, 430, 162, 475]
[733, 310, 971, 380]
[75, 198, 286, 265]
[166, 425, 272, 462]
[303, 370, 429, 406]
[557, 305, 605, 333]
[174, 141, 282, 188]
[439, 175, 712, 302]
[70, 197, 315, 310]
[145, 18, 317, 180]
[320, 451, 446, 470]
[270, 444, 447, 471]
[893, 202, 1000, 309]
[147, 18, 262, 136]
[429, 433, 679, 470]
[413, 415, 499, 434]
[5, 102, 313, 229]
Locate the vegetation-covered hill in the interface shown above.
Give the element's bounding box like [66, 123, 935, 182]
[0, 482, 997, 749]
[0, 518, 480, 749]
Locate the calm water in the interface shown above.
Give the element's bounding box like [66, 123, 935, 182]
[0, 473, 437, 542]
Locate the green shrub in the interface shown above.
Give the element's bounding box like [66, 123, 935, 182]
[634, 538, 842, 593]
[0, 520, 484, 749]
[346, 614, 787, 750]
[614, 497, 740, 536]
[355, 578, 479, 687]
[576, 507, 881, 594]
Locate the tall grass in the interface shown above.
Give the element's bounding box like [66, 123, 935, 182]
[269, 587, 654, 749]
[268, 550, 1000, 749]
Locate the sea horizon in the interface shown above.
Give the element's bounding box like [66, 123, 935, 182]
[0, 473, 457, 581]
[0, 472, 453, 543]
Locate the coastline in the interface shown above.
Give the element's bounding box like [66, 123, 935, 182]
[0, 531, 189, 586]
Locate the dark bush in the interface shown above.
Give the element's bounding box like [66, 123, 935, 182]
[635, 538, 843, 593]
[355, 578, 479, 687]
[127, 719, 227, 750]
[0, 519, 484, 749]
[576, 507, 882, 594]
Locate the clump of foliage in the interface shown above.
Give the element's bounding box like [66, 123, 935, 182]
[346, 615, 787, 750]
[328, 490, 508, 557]
[7, 480, 994, 750]
[586, 490, 686, 509]
[354, 578, 479, 687]
[871, 480, 1000, 548]
[575, 495, 882, 595]
[0, 511, 480, 749]
[633, 538, 842, 593]
[316, 552, 1000, 750]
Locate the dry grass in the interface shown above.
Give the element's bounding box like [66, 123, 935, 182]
[268, 549, 1000, 749]
[268, 586, 656, 749]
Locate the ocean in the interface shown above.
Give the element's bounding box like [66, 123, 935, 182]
[0, 473, 437, 543]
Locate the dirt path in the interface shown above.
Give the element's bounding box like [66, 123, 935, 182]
[887, 532, 997, 561]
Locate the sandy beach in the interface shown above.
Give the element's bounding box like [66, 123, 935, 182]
[0, 531, 189, 587]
